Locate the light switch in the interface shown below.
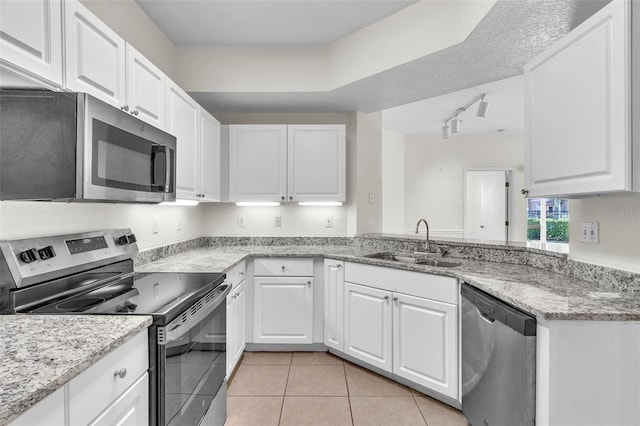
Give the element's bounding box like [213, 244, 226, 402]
[580, 222, 599, 244]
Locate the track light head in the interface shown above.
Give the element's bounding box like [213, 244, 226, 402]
[451, 118, 462, 133]
[442, 123, 451, 139]
[476, 97, 489, 117]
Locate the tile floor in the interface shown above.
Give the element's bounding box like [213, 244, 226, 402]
[227, 351, 469, 426]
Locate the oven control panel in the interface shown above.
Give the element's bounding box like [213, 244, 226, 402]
[0, 229, 138, 288]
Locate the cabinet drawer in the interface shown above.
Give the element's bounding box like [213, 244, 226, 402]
[345, 262, 458, 304]
[254, 257, 313, 276]
[88, 372, 149, 426]
[226, 259, 247, 287]
[69, 331, 148, 426]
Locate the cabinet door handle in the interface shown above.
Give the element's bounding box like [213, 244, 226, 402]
[281, 266, 286, 271]
[113, 368, 127, 379]
[384, 296, 389, 301]
[336, 264, 342, 268]
[239, 271, 245, 277]
[289, 196, 293, 200]
[281, 196, 285, 200]
[123, 105, 129, 112]
[307, 281, 311, 286]
[393, 296, 398, 302]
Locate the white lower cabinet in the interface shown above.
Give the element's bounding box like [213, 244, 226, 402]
[393, 293, 457, 399]
[342, 262, 459, 401]
[344, 282, 393, 372]
[253, 258, 314, 344]
[323, 259, 344, 351]
[227, 277, 247, 378]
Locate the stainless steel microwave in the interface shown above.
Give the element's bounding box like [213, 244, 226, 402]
[0, 90, 176, 203]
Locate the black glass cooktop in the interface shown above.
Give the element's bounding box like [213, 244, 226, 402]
[30, 272, 226, 324]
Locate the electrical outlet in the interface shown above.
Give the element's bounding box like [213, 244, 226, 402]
[275, 216, 282, 227]
[580, 222, 599, 243]
[238, 216, 246, 227]
[152, 217, 159, 234]
[325, 216, 333, 228]
[368, 192, 375, 205]
[177, 217, 183, 231]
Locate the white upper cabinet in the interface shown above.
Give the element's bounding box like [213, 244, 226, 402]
[64, 0, 126, 108]
[228, 125, 288, 202]
[166, 78, 200, 200]
[0, 0, 63, 87]
[288, 125, 346, 202]
[227, 124, 346, 202]
[524, 0, 636, 197]
[125, 44, 166, 129]
[199, 109, 223, 201]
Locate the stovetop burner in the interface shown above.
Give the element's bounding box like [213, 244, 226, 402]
[56, 297, 106, 311]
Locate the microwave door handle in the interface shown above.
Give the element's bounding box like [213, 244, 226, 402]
[151, 145, 168, 192]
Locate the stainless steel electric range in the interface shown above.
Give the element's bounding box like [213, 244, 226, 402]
[0, 229, 229, 426]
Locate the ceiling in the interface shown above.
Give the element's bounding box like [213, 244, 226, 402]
[136, 0, 610, 135]
[381, 75, 524, 136]
[135, 0, 417, 47]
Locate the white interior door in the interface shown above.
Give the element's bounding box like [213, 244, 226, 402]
[464, 170, 509, 241]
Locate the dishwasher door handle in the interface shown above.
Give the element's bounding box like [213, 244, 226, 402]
[478, 307, 496, 323]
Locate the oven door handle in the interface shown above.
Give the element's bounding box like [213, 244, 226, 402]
[151, 145, 170, 192]
[160, 283, 230, 344]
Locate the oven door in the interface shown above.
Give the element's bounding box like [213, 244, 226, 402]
[159, 285, 230, 426]
[80, 93, 176, 203]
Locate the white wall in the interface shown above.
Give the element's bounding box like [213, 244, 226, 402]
[381, 130, 405, 233]
[80, 0, 179, 80]
[354, 111, 383, 234]
[402, 132, 527, 240]
[0, 202, 202, 250]
[569, 194, 640, 273]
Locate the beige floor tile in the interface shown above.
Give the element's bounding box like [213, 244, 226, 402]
[279, 397, 352, 426]
[413, 395, 469, 426]
[286, 365, 348, 396]
[350, 396, 427, 426]
[344, 363, 412, 396]
[240, 351, 293, 365]
[226, 396, 283, 426]
[291, 351, 344, 365]
[228, 365, 290, 396]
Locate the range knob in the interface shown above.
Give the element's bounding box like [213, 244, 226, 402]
[127, 234, 137, 244]
[116, 235, 129, 246]
[37, 246, 56, 260]
[19, 249, 38, 263]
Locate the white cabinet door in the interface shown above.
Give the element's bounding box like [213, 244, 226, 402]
[324, 259, 344, 351]
[0, 0, 63, 87]
[166, 78, 200, 200]
[226, 279, 247, 378]
[64, 0, 126, 108]
[344, 282, 392, 372]
[233, 280, 247, 364]
[125, 44, 165, 129]
[393, 293, 458, 399]
[253, 276, 313, 344]
[288, 125, 346, 202]
[199, 109, 222, 201]
[524, 0, 631, 197]
[228, 125, 287, 202]
[88, 373, 149, 426]
[9, 387, 65, 426]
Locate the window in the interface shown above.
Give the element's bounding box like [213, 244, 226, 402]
[527, 198, 569, 252]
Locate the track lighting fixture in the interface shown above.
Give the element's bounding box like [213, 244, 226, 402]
[442, 122, 451, 139]
[441, 93, 489, 139]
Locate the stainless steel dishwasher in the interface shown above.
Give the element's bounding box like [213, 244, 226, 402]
[461, 283, 537, 426]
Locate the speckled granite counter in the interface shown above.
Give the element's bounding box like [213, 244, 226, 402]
[0, 315, 152, 425]
[136, 243, 640, 322]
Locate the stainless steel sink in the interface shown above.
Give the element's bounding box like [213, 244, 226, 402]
[365, 252, 460, 268]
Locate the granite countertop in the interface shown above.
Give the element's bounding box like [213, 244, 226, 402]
[137, 245, 640, 322]
[0, 315, 152, 425]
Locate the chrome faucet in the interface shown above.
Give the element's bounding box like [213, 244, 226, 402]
[415, 219, 430, 253]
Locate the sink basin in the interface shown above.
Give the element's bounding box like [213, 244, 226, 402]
[365, 252, 460, 268]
